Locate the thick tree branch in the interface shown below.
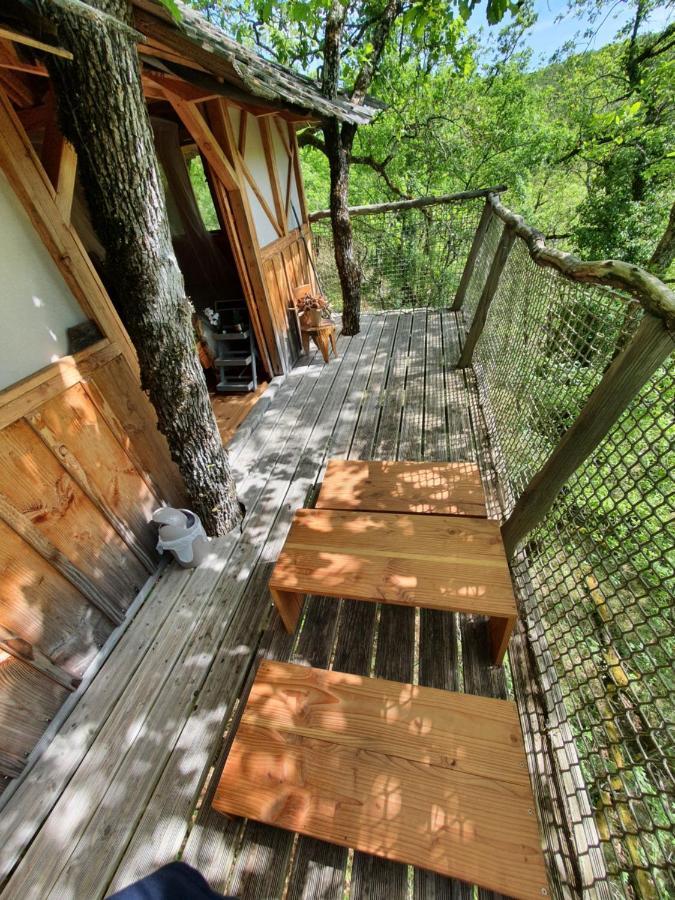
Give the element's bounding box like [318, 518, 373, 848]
[351, 0, 402, 104]
[298, 129, 408, 198]
[649, 200, 675, 278]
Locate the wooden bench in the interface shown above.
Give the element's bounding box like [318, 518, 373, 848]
[269, 508, 517, 665]
[316, 459, 487, 517]
[213, 660, 549, 900]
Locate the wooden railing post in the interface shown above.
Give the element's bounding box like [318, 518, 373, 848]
[458, 225, 516, 368]
[502, 313, 674, 556]
[452, 199, 493, 311]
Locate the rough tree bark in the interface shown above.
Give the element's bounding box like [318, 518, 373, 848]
[321, 2, 361, 335]
[649, 200, 675, 278]
[319, 0, 401, 336]
[41, 0, 242, 535]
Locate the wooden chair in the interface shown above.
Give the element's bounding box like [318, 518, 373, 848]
[292, 283, 337, 364]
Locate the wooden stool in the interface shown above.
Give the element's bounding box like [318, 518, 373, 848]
[213, 660, 549, 900]
[269, 508, 517, 665]
[301, 321, 337, 363]
[317, 459, 487, 517]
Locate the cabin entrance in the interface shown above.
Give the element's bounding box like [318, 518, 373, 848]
[150, 111, 269, 444]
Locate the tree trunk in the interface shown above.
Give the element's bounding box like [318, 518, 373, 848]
[649, 200, 675, 277]
[43, 0, 241, 535]
[324, 119, 362, 335]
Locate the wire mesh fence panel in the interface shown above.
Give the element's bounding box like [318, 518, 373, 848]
[310, 200, 483, 312]
[461, 210, 504, 324]
[468, 237, 674, 898]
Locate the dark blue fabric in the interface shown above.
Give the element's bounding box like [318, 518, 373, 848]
[108, 862, 233, 899]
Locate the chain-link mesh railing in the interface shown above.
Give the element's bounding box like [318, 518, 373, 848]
[310, 197, 673, 895]
[469, 234, 674, 898]
[310, 199, 483, 311]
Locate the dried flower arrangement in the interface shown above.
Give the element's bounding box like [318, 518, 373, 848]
[296, 292, 332, 322]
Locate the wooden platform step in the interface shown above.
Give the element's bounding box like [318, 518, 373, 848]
[212, 661, 549, 900]
[316, 459, 487, 517]
[269, 508, 517, 664]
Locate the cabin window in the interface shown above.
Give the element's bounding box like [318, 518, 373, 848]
[185, 151, 220, 232]
[0, 171, 99, 391]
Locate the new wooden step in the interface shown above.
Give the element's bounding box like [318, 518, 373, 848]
[212, 661, 549, 900]
[269, 508, 517, 664]
[317, 459, 487, 517]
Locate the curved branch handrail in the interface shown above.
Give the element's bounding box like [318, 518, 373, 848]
[308, 185, 508, 222]
[487, 193, 675, 336]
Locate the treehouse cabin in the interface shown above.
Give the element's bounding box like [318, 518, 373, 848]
[0, 0, 376, 791]
[0, 3, 673, 900]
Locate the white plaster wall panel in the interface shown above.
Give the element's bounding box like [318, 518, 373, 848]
[242, 115, 279, 243]
[0, 171, 87, 390]
[246, 184, 278, 247]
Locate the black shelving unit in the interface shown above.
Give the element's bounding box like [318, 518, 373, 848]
[214, 300, 258, 393]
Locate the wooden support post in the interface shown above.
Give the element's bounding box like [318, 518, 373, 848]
[502, 313, 674, 556]
[41, 107, 77, 223]
[452, 199, 493, 311]
[458, 225, 516, 368]
[259, 116, 286, 236]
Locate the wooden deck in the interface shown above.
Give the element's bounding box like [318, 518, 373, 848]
[0, 309, 515, 900]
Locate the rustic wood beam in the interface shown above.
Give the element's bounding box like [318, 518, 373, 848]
[0, 625, 79, 692]
[41, 100, 77, 222]
[458, 225, 516, 368]
[309, 186, 508, 221]
[162, 89, 238, 191]
[238, 109, 247, 156]
[289, 124, 308, 224]
[259, 116, 286, 235]
[452, 200, 493, 311]
[284, 139, 294, 219]
[0, 27, 73, 61]
[0, 68, 37, 108]
[501, 313, 674, 556]
[488, 193, 675, 334]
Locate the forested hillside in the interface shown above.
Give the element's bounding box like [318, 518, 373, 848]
[300, 31, 674, 276]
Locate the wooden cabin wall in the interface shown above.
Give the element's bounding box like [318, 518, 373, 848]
[0, 86, 186, 789]
[0, 339, 187, 789]
[226, 109, 315, 367]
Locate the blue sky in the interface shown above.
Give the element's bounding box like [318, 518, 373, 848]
[469, 0, 674, 66]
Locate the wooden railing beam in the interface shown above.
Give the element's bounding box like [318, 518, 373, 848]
[452, 199, 493, 311]
[458, 225, 516, 368]
[308, 185, 508, 221]
[502, 313, 674, 556]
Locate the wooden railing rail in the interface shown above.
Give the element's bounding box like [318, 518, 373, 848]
[308, 185, 508, 222]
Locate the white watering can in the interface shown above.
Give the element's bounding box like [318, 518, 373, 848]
[152, 507, 210, 568]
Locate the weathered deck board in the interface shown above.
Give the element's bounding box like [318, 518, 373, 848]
[0, 311, 526, 900]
